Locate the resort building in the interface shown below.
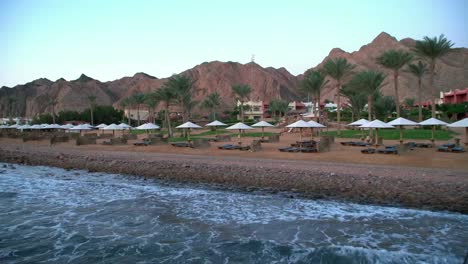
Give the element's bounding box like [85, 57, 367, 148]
[237, 100, 268, 120]
[124, 109, 150, 122]
[441, 88, 468, 104]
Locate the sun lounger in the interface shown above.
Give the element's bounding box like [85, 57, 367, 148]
[377, 146, 398, 154]
[278, 147, 301, 152]
[301, 147, 318, 153]
[451, 146, 465, 153]
[134, 139, 152, 146]
[437, 146, 450, 152]
[415, 143, 432, 148]
[361, 148, 376, 154]
[340, 141, 354, 146]
[239, 145, 251, 151]
[218, 144, 241, 150]
[172, 142, 192, 148]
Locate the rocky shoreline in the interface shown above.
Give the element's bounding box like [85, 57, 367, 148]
[1, 144, 467, 214]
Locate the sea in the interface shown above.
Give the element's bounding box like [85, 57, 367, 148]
[0, 163, 467, 264]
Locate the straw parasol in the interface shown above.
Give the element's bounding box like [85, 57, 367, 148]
[387, 117, 419, 144]
[347, 119, 369, 140]
[286, 120, 316, 145]
[205, 120, 227, 137]
[226, 122, 254, 145]
[419, 118, 448, 146]
[251, 121, 274, 140]
[307, 120, 326, 141]
[176, 121, 202, 143]
[102, 123, 124, 136]
[359, 119, 394, 147]
[447, 118, 468, 146]
[136, 122, 160, 136]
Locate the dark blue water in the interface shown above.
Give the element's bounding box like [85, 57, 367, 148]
[0, 163, 467, 263]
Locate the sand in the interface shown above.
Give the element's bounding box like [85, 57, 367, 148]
[0, 129, 467, 213]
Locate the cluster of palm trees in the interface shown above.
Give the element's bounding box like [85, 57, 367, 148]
[301, 34, 453, 135]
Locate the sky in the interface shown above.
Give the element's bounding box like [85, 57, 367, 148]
[0, 0, 466, 87]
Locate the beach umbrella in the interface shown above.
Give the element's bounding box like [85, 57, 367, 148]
[70, 124, 92, 135]
[226, 122, 254, 145]
[8, 124, 20, 129]
[205, 120, 227, 137]
[252, 121, 274, 140]
[286, 120, 316, 144]
[359, 119, 394, 147]
[136, 122, 161, 136]
[18, 124, 32, 131]
[60, 124, 74, 129]
[103, 123, 124, 136]
[347, 119, 370, 140]
[95, 123, 107, 129]
[419, 118, 448, 145]
[447, 118, 468, 146]
[176, 121, 202, 142]
[30, 124, 45, 130]
[0, 124, 10, 129]
[118, 123, 132, 129]
[307, 120, 326, 141]
[387, 117, 418, 144]
[43, 124, 62, 130]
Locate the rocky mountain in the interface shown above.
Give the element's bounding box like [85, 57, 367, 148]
[0, 32, 466, 118]
[310, 32, 468, 102]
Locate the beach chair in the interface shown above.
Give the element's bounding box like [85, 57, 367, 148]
[451, 146, 465, 153]
[377, 146, 398, 154]
[437, 146, 450, 152]
[301, 147, 318, 153]
[361, 148, 376, 154]
[134, 138, 152, 146]
[171, 142, 192, 148]
[218, 144, 241, 150]
[340, 141, 354, 146]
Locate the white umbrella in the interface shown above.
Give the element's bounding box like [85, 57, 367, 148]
[18, 124, 32, 130]
[359, 119, 394, 147]
[44, 124, 63, 129]
[81, 123, 94, 129]
[388, 117, 418, 144]
[0, 124, 10, 129]
[307, 120, 326, 141]
[118, 123, 132, 129]
[176, 121, 202, 142]
[30, 124, 45, 130]
[8, 124, 20, 129]
[447, 118, 468, 146]
[70, 124, 92, 135]
[103, 123, 124, 136]
[95, 123, 107, 129]
[226, 122, 254, 145]
[419, 118, 448, 145]
[286, 120, 316, 143]
[252, 121, 274, 139]
[60, 124, 74, 129]
[136, 122, 160, 136]
[205, 120, 227, 137]
[347, 119, 370, 140]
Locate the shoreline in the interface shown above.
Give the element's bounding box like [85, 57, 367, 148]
[1, 141, 467, 214]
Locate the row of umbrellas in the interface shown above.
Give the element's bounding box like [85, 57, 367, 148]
[348, 117, 468, 145]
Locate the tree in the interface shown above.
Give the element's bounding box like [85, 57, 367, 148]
[373, 94, 396, 121]
[403, 97, 415, 109]
[323, 58, 355, 135]
[48, 98, 57, 124]
[154, 86, 176, 137]
[407, 61, 428, 122]
[129, 93, 145, 126]
[144, 91, 160, 123]
[87, 95, 96, 125]
[269, 99, 289, 119]
[201, 92, 221, 121]
[165, 75, 194, 122]
[340, 84, 367, 121]
[231, 84, 252, 122]
[345, 70, 385, 121]
[413, 34, 454, 117]
[376, 49, 413, 117]
[119, 97, 131, 124]
[299, 70, 328, 122]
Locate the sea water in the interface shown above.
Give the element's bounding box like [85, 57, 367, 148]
[0, 163, 466, 263]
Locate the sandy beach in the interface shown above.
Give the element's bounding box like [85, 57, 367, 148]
[1, 129, 467, 214]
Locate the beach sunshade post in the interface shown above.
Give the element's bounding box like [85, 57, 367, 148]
[387, 117, 419, 144]
[205, 120, 227, 137]
[251, 121, 274, 140]
[226, 122, 254, 145]
[286, 120, 316, 148]
[447, 118, 468, 146]
[419, 118, 448, 146]
[359, 119, 394, 147]
[307, 120, 326, 141]
[176, 122, 202, 143]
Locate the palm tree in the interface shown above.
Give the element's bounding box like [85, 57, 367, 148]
[299, 70, 328, 122]
[87, 95, 96, 125]
[345, 70, 385, 121]
[48, 98, 57, 124]
[231, 84, 252, 122]
[165, 75, 194, 122]
[269, 99, 289, 119]
[201, 92, 221, 121]
[119, 97, 131, 124]
[323, 58, 355, 135]
[144, 91, 160, 123]
[154, 86, 176, 137]
[407, 61, 428, 122]
[130, 93, 145, 126]
[340, 85, 366, 121]
[376, 49, 413, 117]
[413, 34, 454, 117]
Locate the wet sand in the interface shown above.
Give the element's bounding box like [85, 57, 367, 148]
[0, 129, 467, 213]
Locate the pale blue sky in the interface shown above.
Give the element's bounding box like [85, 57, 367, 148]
[1, 0, 466, 87]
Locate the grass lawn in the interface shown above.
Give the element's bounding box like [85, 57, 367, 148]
[322, 129, 455, 140]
